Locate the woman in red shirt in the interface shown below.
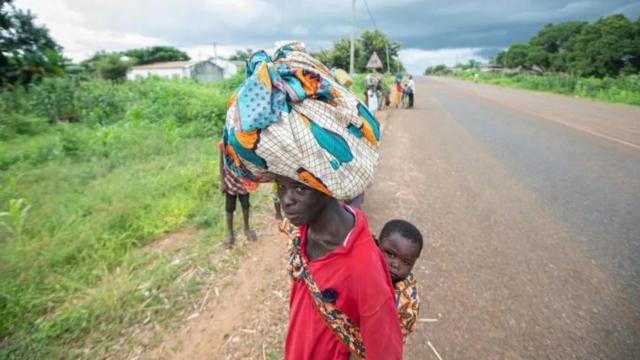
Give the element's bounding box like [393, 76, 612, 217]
[221, 41, 401, 358]
[277, 175, 402, 359]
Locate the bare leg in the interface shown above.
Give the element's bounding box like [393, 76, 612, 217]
[274, 202, 283, 221]
[223, 211, 235, 248]
[242, 206, 257, 242]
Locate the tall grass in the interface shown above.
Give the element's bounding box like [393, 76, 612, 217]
[0, 75, 244, 358]
[450, 71, 640, 106]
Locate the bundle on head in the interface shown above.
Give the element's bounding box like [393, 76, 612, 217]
[222, 41, 381, 200]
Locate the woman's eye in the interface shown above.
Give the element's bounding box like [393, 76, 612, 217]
[295, 186, 306, 193]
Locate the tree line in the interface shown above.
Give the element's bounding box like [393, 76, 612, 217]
[494, 14, 639, 77]
[3, 0, 406, 88]
[227, 30, 405, 74]
[425, 14, 640, 78]
[1, 0, 191, 86]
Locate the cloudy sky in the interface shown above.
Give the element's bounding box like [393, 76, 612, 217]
[14, 0, 640, 74]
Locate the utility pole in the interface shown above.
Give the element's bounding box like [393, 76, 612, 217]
[350, 0, 355, 75]
[213, 42, 218, 64]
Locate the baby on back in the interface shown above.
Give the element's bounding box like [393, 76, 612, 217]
[376, 219, 423, 339]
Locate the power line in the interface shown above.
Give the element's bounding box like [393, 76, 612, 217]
[362, 0, 377, 29]
[361, 0, 392, 73]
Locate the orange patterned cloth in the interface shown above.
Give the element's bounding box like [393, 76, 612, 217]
[395, 272, 420, 339]
[280, 219, 420, 343]
[279, 218, 366, 359]
[222, 42, 381, 200]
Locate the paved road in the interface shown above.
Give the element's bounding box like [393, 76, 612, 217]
[365, 77, 640, 359]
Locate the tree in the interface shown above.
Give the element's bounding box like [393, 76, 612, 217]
[331, 38, 362, 71]
[530, 22, 588, 54]
[526, 45, 549, 70]
[492, 51, 506, 66]
[357, 29, 402, 73]
[502, 44, 530, 68]
[0, 0, 66, 86]
[312, 30, 404, 73]
[228, 48, 253, 62]
[311, 49, 332, 67]
[497, 44, 548, 69]
[457, 59, 480, 70]
[424, 64, 450, 75]
[568, 14, 639, 77]
[529, 21, 587, 72]
[121, 46, 189, 65]
[82, 51, 132, 81]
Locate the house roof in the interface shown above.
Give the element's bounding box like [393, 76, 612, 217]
[131, 60, 195, 70]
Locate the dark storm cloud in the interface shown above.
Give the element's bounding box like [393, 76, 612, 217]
[17, 0, 640, 70]
[53, 0, 640, 52]
[58, 0, 640, 52]
[373, 0, 640, 50]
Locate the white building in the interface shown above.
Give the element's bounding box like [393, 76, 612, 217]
[127, 60, 225, 83]
[212, 58, 244, 79]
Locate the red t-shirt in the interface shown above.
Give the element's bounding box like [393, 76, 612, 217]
[285, 207, 403, 360]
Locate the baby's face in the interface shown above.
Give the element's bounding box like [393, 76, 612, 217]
[379, 232, 420, 283]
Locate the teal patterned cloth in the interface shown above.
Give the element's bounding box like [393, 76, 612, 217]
[222, 41, 380, 200]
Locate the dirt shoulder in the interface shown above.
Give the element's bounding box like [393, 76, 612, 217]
[140, 211, 289, 360]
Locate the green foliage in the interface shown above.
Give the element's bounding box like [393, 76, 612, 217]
[316, 38, 362, 71]
[121, 46, 190, 65]
[568, 14, 640, 77]
[312, 30, 403, 73]
[0, 75, 245, 357]
[228, 48, 253, 62]
[94, 54, 131, 81]
[358, 29, 402, 72]
[0, 1, 66, 87]
[312, 49, 332, 67]
[452, 71, 640, 106]
[529, 20, 587, 72]
[425, 64, 451, 75]
[456, 59, 481, 70]
[1, 75, 236, 133]
[0, 198, 31, 241]
[81, 52, 133, 81]
[351, 74, 394, 101]
[506, 44, 545, 69]
[493, 14, 640, 77]
[82, 46, 190, 81]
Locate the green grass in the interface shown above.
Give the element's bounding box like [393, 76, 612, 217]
[449, 71, 640, 106]
[0, 76, 249, 358]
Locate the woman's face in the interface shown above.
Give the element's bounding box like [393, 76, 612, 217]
[275, 175, 331, 226]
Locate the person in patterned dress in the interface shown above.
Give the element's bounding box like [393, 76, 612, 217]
[219, 142, 257, 248]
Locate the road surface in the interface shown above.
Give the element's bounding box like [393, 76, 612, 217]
[364, 77, 640, 359]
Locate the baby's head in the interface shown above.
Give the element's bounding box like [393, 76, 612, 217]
[378, 219, 423, 283]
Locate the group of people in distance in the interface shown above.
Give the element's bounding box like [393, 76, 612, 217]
[218, 41, 424, 359]
[364, 71, 416, 112]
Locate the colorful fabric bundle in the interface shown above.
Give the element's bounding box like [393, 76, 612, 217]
[395, 272, 420, 339]
[222, 41, 380, 200]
